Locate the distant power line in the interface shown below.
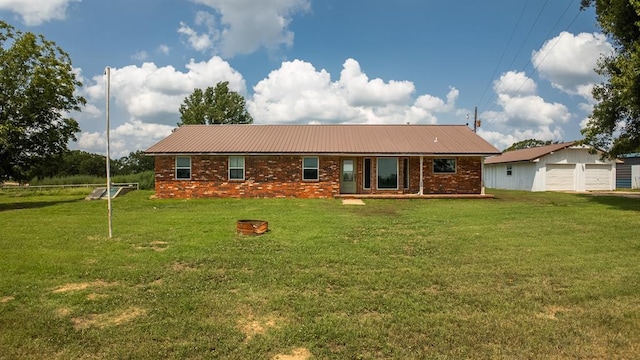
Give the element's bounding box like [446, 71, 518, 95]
[477, 0, 580, 116]
[476, 0, 530, 110]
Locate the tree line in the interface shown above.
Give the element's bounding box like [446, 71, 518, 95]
[31, 150, 155, 180]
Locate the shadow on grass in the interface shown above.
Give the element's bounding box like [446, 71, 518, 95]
[577, 193, 640, 212]
[0, 198, 84, 212]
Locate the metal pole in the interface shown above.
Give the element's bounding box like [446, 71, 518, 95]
[105, 67, 113, 238]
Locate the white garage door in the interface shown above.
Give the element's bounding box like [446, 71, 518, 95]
[546, 164, 575, 191]
[585, 164, 612, 191]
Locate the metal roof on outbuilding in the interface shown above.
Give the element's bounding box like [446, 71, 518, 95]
[484, 142, 577, 164]
[145, 124, 500, 156]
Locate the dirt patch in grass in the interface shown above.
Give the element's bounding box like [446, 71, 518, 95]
[1, 296, 14, 303]
[239, 317, 277, 341]
[52, 280, 118, 294]
[55, 307, 72, 317]
[71, 307, 146, 330]
[272, 347, 312, 360]
[237, 312, 282, 342]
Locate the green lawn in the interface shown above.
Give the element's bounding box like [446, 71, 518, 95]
[1, 189, 639, 359]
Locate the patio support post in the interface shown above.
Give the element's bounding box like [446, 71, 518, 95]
[481, 157, 485, 195]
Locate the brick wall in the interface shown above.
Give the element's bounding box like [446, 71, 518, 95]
[153, 155, 483, 198]
[422, 157, 483, 194]
[154, 155, 340, 198]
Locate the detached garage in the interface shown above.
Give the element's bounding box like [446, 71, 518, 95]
[484, 142, 617, 192]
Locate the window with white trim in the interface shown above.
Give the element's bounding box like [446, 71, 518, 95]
[176, 156, 191, 180]
[229, 156, 245, 180]
[302, 157, 319, 181]
[506, 165, 513, 176]
[433, 158, 456, 174]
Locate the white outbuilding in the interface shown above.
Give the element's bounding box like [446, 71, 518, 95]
[484, 142, 617, 192]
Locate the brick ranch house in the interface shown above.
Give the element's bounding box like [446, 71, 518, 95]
[144, 124, 500, 198]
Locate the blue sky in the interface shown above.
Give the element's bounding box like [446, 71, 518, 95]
[1, 0, 609, 157]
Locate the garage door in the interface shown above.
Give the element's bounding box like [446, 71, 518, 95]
[585, 164, 612, 191]
[546, 164, 575, 191]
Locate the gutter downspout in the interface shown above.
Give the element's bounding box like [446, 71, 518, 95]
[419, 156, 424, 195]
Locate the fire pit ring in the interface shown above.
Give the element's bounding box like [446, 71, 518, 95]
[236, 220, 268, 235]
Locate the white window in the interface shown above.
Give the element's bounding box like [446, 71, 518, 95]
[229, 156, 245, 180]
[175, 156, 191, 180]
[302, 157, 319, 181]
[433, 158, 456, 174]
[377, 158, 398, 189]
[507, 165, 512, 176]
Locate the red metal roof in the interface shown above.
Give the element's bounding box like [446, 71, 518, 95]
[145, 124, 500, 155]
[484, 142, 576, 164]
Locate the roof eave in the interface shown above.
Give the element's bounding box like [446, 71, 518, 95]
[145, 151, 500, 157]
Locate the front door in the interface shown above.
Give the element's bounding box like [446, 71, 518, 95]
[340, 159, 356, 194]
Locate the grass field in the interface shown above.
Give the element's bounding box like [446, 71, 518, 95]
[0, 189, 639, 359]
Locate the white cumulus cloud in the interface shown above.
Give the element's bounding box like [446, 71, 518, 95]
[74, 56, 247, 155]
[532, 32, 613, 99]
[248, 58, 458, 125]
[339, 58, 414, 106]
[479, 71, 572, 148]
[77, 120, 174, 158]
[83, 57, 246, 123]
[414, 87, 458, 113]
[0, 0, 79, 25]
[249, 59, 358, 123]
[495, 94, 570, 127]
[177, 11, 219, 52]
[185, 0, 310, 57]
[493, 71, 537, 97]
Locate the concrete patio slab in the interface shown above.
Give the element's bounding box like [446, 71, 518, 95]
[342, 199, 365, 205]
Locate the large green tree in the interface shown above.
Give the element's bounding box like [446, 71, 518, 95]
[178, 81, 253, 126]
[580, 0, 640, 157]
[0, 21, 85, 182]
[117, 150, 154, 174]
[503, 139, 557, 152]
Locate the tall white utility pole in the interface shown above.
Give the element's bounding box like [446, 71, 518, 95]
[105, 67, 113, 238]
